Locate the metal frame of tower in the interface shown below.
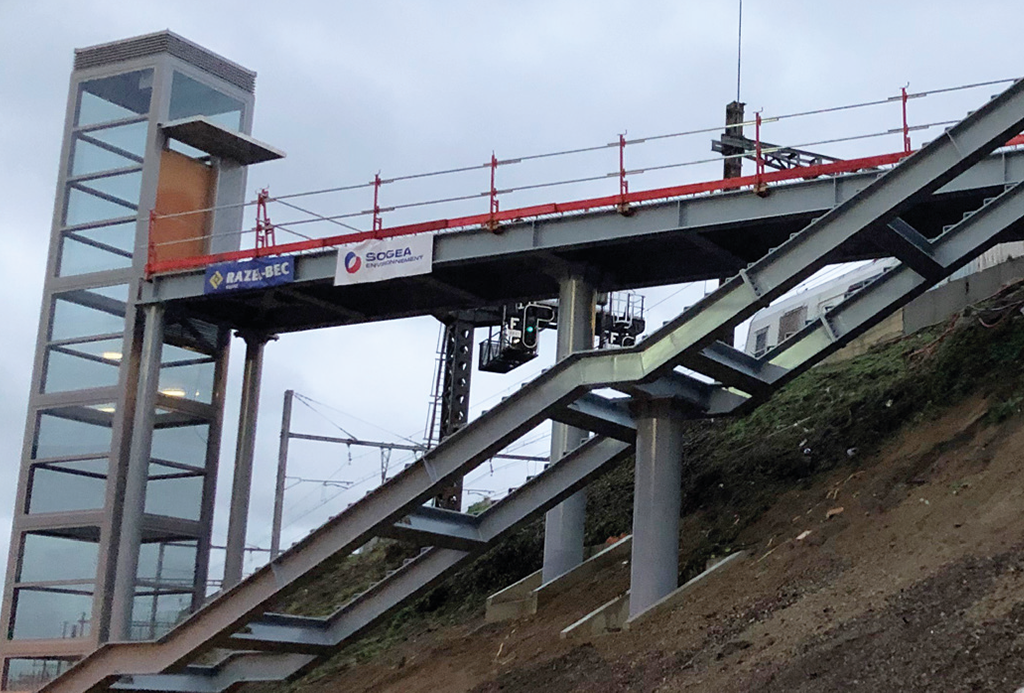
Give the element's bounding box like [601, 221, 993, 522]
[0, 31, 279, 689]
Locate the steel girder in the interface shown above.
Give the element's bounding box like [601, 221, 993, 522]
[765, 180, 1024, 380]
[108, 437, 634, 693]
[41, 78, 1024, 693]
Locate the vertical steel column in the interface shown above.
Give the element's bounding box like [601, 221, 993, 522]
[542, 273, 596, 583]
[223, 331, 274, 588]
[270, 389, 294, 560]
[433, 319, 474, 510]
[109, 303, 165, 641]
[628, 398, 686, 620]
[190, 326, 231, 613]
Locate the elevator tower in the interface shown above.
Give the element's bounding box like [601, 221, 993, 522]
[0, 32, 280, 690]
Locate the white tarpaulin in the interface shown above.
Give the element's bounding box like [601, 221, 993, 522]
[333, 234, 434, 286]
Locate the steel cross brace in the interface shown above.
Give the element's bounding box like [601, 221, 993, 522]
[761, 179, 1024, 384]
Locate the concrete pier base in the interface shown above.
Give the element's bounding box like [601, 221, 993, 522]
[561, 551, 747, 640]
[487, 536, 632, 623]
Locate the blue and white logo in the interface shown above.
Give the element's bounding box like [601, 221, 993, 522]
[204, 256, 295, 294]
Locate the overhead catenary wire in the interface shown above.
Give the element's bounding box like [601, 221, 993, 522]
[205, 117, 959, 238]
[274, 198, 363, 234]
[647, 283, 698, 312]
[271, 383, 551, 546]
[270, 411, 550, 546]
[146, 97, 1024, 273]
[293, 392, 423, 446]
[267, 394, 397, 528]
[273, 428, 547, 545]
[151, 76, 1021, 231]
[292, 392, 358, 439]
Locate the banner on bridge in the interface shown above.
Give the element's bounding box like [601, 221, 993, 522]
[204, 256, 295, 294]
[334, 235, 433, 286]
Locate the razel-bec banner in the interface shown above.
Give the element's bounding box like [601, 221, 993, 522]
[204, 255, 295, 294]
[334, 234, 433, 286]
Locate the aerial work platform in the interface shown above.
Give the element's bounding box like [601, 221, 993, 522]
[36, 74, 1024, 693]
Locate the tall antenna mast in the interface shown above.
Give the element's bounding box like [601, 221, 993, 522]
[736, 0, 743, 102]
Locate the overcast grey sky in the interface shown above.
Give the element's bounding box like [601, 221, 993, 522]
[1, 1, 1020, 585]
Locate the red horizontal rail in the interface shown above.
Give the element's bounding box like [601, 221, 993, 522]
[146, 139, 1022, 278]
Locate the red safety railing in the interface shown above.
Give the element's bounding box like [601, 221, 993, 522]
[145, 77, 1023, 278]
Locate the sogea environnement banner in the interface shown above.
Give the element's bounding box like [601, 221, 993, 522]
[333, 234, 433, 286]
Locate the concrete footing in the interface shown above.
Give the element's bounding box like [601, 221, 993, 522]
[560, 591, 630, 639]
[486, 535, 632, 623]
[560, 551, 747, 640]
[485, 569, 543, 623]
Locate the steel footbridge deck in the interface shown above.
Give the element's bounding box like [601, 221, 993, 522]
[145, 146, 1024, 333]
[42, 77, 1024, 693]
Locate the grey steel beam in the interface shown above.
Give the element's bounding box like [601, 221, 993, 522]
[380, 506, 485, 551]
[40, 363, 590, 693]
[207, 437, 631, 688]
[110, 653, 314, 693]
[765, 179, 1024, 380]
[319, 437, 630, 649]
[140, 148, 1024, 312]
[219, 613, 332, 654]
[866, 217, 947, 281]
[628, 399, 686, 619]
[682, 340, 787, 398]
[623, 371, 750, 416]
[110, 303, 165, 642]
[685, 231, 747, 272]
[419, 274, 486, 304]
[551, 392, 636, 442]
[605, 75, 1024, 387]
[224, 332, 274, 589]
[476, 437, 632, 541]
[153, 437, 632, 691]
[543, 272, 596, 584]
[277, 287, 364, 321]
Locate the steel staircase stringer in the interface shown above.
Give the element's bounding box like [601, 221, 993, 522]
[109, 437, 634, 693]
[755, 179, 1024, 391]
[605, 77, 1024, 390]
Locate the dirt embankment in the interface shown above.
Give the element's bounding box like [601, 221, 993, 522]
[296, 395, 1024, 692]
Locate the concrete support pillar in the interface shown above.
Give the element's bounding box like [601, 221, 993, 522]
[542, 273, 596, 583]
[110, 303, 164, 641]
[628, 398, 686, 619]
[223, 331, 274, 588]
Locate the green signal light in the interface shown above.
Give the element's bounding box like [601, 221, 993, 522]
[526, 325, 535, 332]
